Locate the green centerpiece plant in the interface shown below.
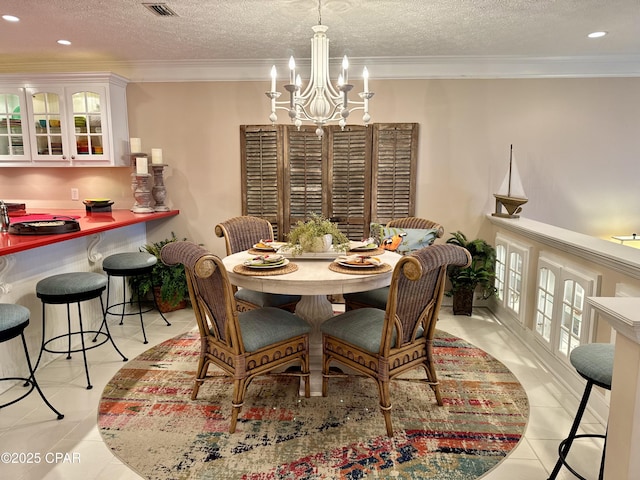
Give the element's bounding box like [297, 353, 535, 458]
[285, 214, 350, 255]
[445, 231, 498, 315]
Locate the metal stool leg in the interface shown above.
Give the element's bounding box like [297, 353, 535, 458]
[548, 380, 597, 480]
[135, 282, 149, 344]
[149, 273, 171, 327]
[75, 302, 92, 390]
[96, 296, 128, 363]
[20, 332, 64, 419]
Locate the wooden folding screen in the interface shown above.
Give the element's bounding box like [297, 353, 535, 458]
[240, 123, 418, 241]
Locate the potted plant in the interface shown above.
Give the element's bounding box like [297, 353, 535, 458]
[285, 213, 350, 255]
[128, 232, 190, 312]
[445, 231, 498, 316]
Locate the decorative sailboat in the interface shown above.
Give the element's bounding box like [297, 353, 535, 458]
[492, 144, 528, 218]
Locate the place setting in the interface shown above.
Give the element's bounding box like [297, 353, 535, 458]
[329, 253, 392, 275]
[233, 253, 298, 276]
[246, 239, 287, 255]
[346, 237, 386, 256]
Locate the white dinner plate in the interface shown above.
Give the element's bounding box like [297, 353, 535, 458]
[253, 242, 286, 251]
[244, 258, 289, 269]
[337, 260, 378, 268]
[350, 244, 378, 251]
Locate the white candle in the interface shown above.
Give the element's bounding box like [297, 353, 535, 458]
[270, 65, 277, 92]
[289, 56, 296, 85]
[342, 55, 349, 84]
[151, 148, 163, 164]
[363, 67, 369, 93]
[136, 156, 148, 174]
[130, 137, 141, 153]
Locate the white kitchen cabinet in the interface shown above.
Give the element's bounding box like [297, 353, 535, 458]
[0, 88, 30, 163]
[0, 73, 130, 167]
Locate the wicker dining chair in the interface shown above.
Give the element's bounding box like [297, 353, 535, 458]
[322, 243, 471, 437]
[343, 217, 444, 311]
[160, 241, 310, 433]
[215, 216, 300, 312]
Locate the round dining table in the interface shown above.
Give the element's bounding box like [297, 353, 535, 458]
[222, 249, 402, 395]
[222, 249, 401, 324]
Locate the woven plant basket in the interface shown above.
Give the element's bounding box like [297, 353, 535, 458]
[452, 287, 474, 316]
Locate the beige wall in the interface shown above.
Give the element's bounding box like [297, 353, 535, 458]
[1, 77, 639, 257]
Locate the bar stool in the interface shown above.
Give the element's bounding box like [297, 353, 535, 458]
[548, 343, 614, 480]
[102, 252, 171, 345]
[35, 272, 128, 390]
[0, 304, 63, 419]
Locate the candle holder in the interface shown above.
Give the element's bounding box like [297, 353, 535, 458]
[132, 173, 154, 213]
[151, 164, 170, 212]
[130, 153, 148, 208]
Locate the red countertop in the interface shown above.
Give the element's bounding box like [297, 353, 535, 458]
[0, 209, 179, 256]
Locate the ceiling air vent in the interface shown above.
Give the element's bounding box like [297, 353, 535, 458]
[143, 3, 178, 16]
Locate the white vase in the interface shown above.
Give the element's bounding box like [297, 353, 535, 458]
[303, 233, 333, 252]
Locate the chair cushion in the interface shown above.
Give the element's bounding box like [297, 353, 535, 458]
[570, 343, 614, 389]
[235, 288, 301, 308]
[239, 307, 310, 352]
[36, 272, 107, 297]
[343, 287, 389, 310]
[103, 252, 157, 273]
[0, 303, 30, 342]
[321, 308, 424, 353]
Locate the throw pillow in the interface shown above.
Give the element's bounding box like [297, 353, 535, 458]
[370, 223, 439, 255]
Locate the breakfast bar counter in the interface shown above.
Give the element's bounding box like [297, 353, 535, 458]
[0, 208, 180, 392]
[0, 209, 179, 256]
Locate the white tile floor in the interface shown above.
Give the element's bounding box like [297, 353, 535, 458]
[0, 306, 607, 480]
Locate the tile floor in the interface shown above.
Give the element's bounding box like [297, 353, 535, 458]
[0, 306, 607, 480]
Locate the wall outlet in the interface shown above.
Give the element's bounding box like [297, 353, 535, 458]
[71, 188, 79, 201]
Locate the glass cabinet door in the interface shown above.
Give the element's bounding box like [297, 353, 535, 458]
[31, 91, 64, 157]
[0, 91, 29, 161]
[72, 91, 105, 157]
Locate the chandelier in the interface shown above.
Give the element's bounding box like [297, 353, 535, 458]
[265, 0, 374, 138]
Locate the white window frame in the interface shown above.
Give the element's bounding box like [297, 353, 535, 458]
[534, 256, 561, 347]
[494, 233, 530, 324]
[535, 252, 601, 364]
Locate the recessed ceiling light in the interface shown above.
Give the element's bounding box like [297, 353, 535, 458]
[57, 39, 72, 46]
[588, 31, 607, 38]
[2, 14, 20, 22]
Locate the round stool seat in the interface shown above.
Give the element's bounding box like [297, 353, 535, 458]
[570, 343, 614, 389]
[103, 252, 157, 276]
[36, 272, 107, 304]
[0, 303, 30, 342]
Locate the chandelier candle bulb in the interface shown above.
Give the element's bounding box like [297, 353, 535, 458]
[130, 137, 141, 153]
[151, 148, 163, 164]
[136, 156, 148, 174]
[270, 65, 277, 91]
[342, 55, 349, 84]
[289, 56, 295, 85]
[363, 67, 369, 92]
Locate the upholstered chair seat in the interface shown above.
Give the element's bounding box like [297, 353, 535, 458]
[215, 216, 300, 312]
[322, 243, 471, 437]
[344, 216, 444, 311]
[160, 241, 310, 434]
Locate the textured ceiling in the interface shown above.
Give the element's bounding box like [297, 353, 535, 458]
[1, 0, 639, 73]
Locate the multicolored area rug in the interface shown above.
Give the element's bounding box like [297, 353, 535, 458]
[98, 329, 529, 479]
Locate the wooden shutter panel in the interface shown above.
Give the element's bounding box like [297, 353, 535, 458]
[240, 125, 284, 239]
[371, 123, 418, 225]
[327, 125, 372, 240]
[286, 126, 324, 232]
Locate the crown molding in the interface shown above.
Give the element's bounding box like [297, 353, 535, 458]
[1, 55, 640, 83]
